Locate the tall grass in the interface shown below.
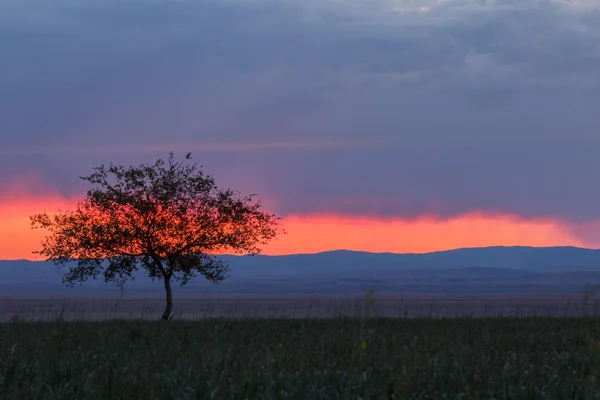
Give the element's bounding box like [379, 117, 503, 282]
[2, 315, 600, 399]
[3, 289, 600, 398]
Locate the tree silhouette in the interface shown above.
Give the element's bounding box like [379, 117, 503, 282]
[31, 152, 283, 320]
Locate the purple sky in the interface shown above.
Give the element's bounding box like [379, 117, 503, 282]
[1, 0, 600, 222]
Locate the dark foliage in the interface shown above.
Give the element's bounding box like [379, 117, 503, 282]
[30, 152, 283, 319]
[3, 317, 600, 399]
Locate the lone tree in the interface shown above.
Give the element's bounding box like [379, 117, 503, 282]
[31, 152, 283, 320]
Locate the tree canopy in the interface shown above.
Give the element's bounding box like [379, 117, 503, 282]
[31, 152, 283, 320]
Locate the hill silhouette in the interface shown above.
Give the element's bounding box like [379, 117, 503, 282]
[2, 246, 600, 296]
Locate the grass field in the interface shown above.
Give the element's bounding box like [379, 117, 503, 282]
[2, 292, 599, 322]
[3, 314, 600, 399]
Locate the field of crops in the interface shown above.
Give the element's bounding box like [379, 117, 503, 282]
[2, 314, 600, 399]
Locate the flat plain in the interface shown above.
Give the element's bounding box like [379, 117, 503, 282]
[2, 292, 600, 322]
[4, 293, 600, 398]
[3, 313, 600, 399]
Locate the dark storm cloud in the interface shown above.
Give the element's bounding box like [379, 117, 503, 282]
[1, 0, 600, 220]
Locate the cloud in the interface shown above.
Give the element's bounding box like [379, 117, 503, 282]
[0, 140, 374, 156]
[2, 186, 597, 260]
[1, 0, 600, 223]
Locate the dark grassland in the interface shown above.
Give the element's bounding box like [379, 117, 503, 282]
[3, 317, 600, 399]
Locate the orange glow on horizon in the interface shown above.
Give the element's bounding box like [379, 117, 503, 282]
[0, 195, 78, 261]
[1, 193, 597, 260]
[260, 213, 589, 255]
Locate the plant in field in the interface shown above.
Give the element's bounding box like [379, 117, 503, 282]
[583, 283, 600, 316]
[30, 152, 284, 320]
[358, 288, 376, 357]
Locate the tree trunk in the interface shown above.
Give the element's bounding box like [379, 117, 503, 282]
[161, 277, 173, 321]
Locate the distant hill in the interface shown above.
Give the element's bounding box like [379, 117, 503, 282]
[2, 246, 600, 297]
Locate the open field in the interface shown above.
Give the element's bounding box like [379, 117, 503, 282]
[2, 293, 600, 322]
[3, 316, 600, 399]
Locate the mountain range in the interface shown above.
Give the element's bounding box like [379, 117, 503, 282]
[2, 246, 600, 297]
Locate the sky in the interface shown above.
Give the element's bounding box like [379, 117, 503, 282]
[1, 0, 600, 259]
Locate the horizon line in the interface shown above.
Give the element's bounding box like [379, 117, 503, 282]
[5, 244, 598, 262]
